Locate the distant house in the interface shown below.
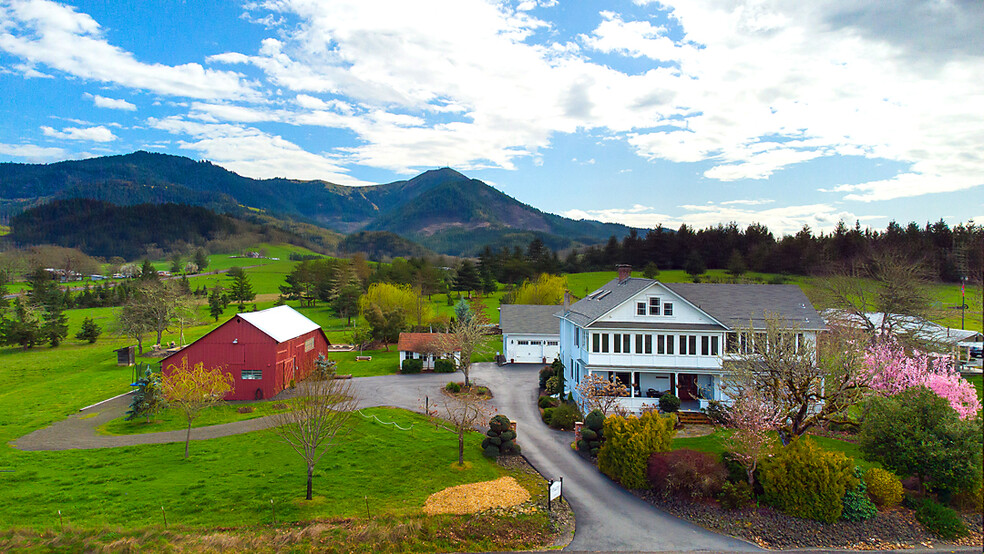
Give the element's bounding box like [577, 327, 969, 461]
[161, 305, 331, 401]
[558, 265, 825, 413]
[499, 304, 561, 364]
[397, 333, 460, 370]
[823, 310, 983, 359]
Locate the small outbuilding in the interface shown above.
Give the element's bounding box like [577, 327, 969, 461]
[161, 305, 331, 401]
[397, 333, 460, 370]
[499, 304, 562, 364]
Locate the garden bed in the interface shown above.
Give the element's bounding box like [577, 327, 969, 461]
[635, 492, 983, 550]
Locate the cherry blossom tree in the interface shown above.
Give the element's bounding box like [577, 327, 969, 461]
[863, 340, 981, 419]
[724, 389, 783, 489]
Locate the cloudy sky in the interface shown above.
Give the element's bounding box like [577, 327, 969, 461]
[1, 0, 982, 235]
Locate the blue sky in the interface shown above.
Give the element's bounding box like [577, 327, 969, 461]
[1, 0, 982, 235]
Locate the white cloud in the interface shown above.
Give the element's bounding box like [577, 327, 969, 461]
[86, 93, 136, 111]
[147, 116, 372, 185]
[0, 0, 258, 100]
[564, 201, 881, 235]
[0, 141, 66, 160]
[41, 125, 116, 142]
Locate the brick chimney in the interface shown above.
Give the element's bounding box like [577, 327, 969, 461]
[616, 264, 631, 283]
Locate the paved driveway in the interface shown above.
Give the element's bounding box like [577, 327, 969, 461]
[469, 362, 759, 552]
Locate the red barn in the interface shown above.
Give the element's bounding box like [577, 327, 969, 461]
[161, 305, 331, 401]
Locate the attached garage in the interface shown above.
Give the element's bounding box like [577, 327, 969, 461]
[161, 305, 331, 401]
[499, 304, 561, 364]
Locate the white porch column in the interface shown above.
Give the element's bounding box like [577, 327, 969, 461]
[631, 371, 636, 397]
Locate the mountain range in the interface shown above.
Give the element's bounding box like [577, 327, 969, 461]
[0, 151, 630, 256]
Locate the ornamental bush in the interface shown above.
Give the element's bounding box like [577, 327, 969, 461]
[914, 498, 968, 539]
[578, 409, 606, 455]
[598, 411, 676, 489]
[545, 375, 562, 395]
[841, 466, 877, 521]
[434, 359, 455, 373]
[659, 393, 681, 413]
[400, 358, 423, 374]
[648, 449, 728, 500]
[549, 402, 581, 430]
[719, 481, 754, 510]
[538, 366, 554, 389]
[538, 395, 558, 409]
[760, 437, 857, 523]
[541, 407, 555, 425]
[482, 414, 520, 457]
[864, 467, 904, 508]
[445, 381, 461, 393]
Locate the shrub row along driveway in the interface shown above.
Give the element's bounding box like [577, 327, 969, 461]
[16, 363, 758, 551]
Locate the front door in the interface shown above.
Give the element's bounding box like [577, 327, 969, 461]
[677, 374, 698, 401]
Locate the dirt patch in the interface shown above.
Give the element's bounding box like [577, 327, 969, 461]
[423, 476, 530, 515]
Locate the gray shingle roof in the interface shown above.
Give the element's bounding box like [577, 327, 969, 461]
[499, 304, 563, 335]
[559, 277, 825, 331]
[664, 283, 826, 331]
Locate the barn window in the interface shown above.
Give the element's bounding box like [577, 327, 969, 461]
[241, 370, 262, 380]
[304, 338, 314, 352]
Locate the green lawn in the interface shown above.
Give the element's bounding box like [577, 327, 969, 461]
[97, 400, 295, 436]
[0, 408, 507, 530]
[967, 374, 983, 401]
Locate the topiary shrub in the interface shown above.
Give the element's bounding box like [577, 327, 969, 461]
[598, 412, 677, 489]
[545, 375, 562, 395]
[841, 466, 877, 521]
[760, 437, 857, 523]
[549, 402, 581, 430]
[578, 409, 606, 455]
[719, 481, 754, 510]
[482, 414, 520, 457]
[539, 366, 555, 389]
[541, 407, 555, 425]
[434, 359, 455, 373]
[659, 393, 681, 413]
[914, 498, 968, 539]
[864, 467, 904, 508]
[648, 449, 728, 500]
[400, 358, 423, 374]
[538, 395, 558, 409]
[445, 381, 461, 393]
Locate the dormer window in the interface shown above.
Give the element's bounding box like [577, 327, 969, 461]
[648, 297, 661, 315]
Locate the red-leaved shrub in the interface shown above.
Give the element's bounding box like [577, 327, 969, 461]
[648, 449, 728, 499]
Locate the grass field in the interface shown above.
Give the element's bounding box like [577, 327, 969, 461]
[97, 400, 295, 436]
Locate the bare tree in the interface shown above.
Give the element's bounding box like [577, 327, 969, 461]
[115, 302, 152, 355]
[161, 358, 234, 458]
[722, 315, 871, 444]
[575, 372, 629, 416]
[434, 310, 493, 387]
[814, 250, 943, 349]
[273, 359, 359, 500]
[426, 390, 493, 466]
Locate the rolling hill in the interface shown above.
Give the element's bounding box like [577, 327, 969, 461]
[0, 151, 632, 255]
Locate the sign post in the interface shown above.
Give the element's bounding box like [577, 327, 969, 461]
[548, 477, 563, 511]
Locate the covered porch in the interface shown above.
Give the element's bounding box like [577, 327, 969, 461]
[580, 369, 723, 413]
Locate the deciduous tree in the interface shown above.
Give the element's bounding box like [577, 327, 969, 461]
[272, 359, 358, 500]
[435, 309, 492, 387]
[427, 389, 493, 466]
[575, 373, 629, 416]
[161, 358, 234, 458]
[723, 389, 782, 489]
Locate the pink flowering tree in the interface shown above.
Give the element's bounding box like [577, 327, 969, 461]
[724, 389, 784, 489]
[864, 340, 981, 419]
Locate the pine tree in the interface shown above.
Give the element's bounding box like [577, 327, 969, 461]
[208, 286, 227, 321]
[228, 268, 255, 310]
[194, 248, 209, 271]
[75, 316, 102, 343]
[454, 260, 481, 298]
[41, 304, 69, 347]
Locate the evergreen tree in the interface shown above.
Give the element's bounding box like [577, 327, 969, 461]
[454, 260, 481, 297]
[41, 304, 69, 347]
[727, 250, 748, 277]
[25, 267, 57, 307]
[228, 267, 255, 310]
[684, 251, 707, 279]
[75, 316, 102, 343]
[126, 367, 167, 423]
[194, 248, 209, 271]
[140, 259, 158, 281]
[208, 286, 227, 321]
[332, 283, 362, 326]
[642, 262, 660, 279]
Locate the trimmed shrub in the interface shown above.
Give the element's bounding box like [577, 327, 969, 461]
[841, 466, 877, 521]
[598, 411, 677, 489]
[445, 382, 461, 393]
[541, 407, 555, 425]
[578, 409, 606, 455]
[864, 467, 904, 508]
[719, 481, 754, 510]
[659, 393, 681, 413]
[539, 366, 555, 389]
[545, 375, 562, 395]
[400, 358, 423, 374]
[482, 414, 520, 457]
[434, 359, 455, 373]
[549, 402, 581, 430]
[760, 437, 857, 523]
[538, 395, 558, 409]
[648, 449, 727, 500]
[915, 498, 968, 539]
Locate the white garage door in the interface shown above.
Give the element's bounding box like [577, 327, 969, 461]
[508, 337, 560, 364]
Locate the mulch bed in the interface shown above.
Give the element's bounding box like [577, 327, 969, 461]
[635, 491, 983, 550]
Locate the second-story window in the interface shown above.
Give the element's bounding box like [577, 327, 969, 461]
[592, 333, 600, 353]
[701, 336, 710, 355]
[644, 334, 653, 354]
[663, 302, 674, 316]
[601, 333, 610, 353]
[635, 334, 643, 353]
[637, 302, 646, 315]
[649, 297, 661, 315]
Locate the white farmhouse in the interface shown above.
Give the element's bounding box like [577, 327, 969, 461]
[499, 304, 562, 364]
[558, 265, 825, 413]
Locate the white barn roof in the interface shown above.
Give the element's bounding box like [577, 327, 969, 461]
[239, 305, 321, 343]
